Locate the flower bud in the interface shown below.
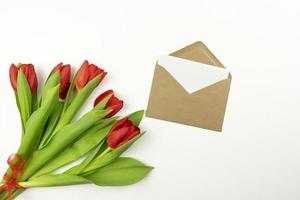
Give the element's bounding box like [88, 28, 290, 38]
[75, 60, 106, 90]
[51, 63, 71, 99]
[107, 117, 140, 149]
[94, 90, 123, 118]
[9, 63, 38, 95]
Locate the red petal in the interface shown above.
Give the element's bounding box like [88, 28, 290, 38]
[107, 127, 130, 149]
[88, 64, 98, 79]
[20, 64, 37, 95]
[19, 64, 29, 79]
[75, 60, 90, 90]
[123, 119, 133, 128]
[99, 71, 107, 83]
[59, 65, 71, 99]
[105, 95, 124, 118]
[105, 100, 124, 118]
[52, 62, 63, 75]
[89, 65, 103, 82]
[9, 64, 18, 92]
[27, 64, 38, 95]
[125, 127, 140, 141]
[110, 117, 128, 133]
[93, 90, 113, 107]
[117, 126, 140, 148]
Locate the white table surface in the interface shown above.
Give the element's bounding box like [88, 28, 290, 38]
[0, 0, 299, 199]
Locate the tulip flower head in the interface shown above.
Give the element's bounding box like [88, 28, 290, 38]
[94, 90, 123, 118]
[107, 117, 140, 149]
[9, 63, 38, 95]
[75, 60, 107, 90]
[51, 63, 71, 99]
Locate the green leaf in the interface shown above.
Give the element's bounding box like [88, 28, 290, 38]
[38, 102, 64, 149]
[20, 174, 89, 188]
[16, 70, 32, 131]
[40, 72, 60, 105]
[31, 118, 116, 178]
[31, 95, 38, 112]
[65, 141, 104, 175]
[94, 93, 113, 110]
[127, 110, 144, 126]
[84, 157, 153, 186]
[17, 85, 60, 159]
[61, 70, 77, 114]
[81, 132, 145, 174]
[19, 109, 111, 181]
[14, 93, 25, 136]
[54, 74, 102, 133]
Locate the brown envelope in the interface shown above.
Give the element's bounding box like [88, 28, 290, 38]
[146, 41, 232, 132]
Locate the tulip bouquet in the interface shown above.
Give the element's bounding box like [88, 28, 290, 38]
[0, 61, 152, 200]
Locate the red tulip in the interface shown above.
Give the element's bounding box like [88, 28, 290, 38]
[9, 63, 38, 95]
[94, 90, 124, 118]
[75, 60, 107, 90]
[51, 63, 71, 99]
[107, 117, 140, 149]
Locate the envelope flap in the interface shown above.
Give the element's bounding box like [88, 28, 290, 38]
[170, 41, 224, 68]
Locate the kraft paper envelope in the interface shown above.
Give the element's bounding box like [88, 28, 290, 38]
[146, 41, 232, 132]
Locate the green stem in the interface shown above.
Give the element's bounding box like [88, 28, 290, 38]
[11, 189, 23, 200]
[0, 188, 23, 200]
[8, 189, 22, 200]
[96, 147, 111, 159]
[18, 174, 89, 188]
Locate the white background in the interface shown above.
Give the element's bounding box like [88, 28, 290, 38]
[0, 0, 299, 200]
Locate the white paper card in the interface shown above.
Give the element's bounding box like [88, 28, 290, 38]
[158, 55, 229, 93]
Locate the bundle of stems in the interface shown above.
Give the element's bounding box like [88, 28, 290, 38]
[0, 61, 152, 200]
